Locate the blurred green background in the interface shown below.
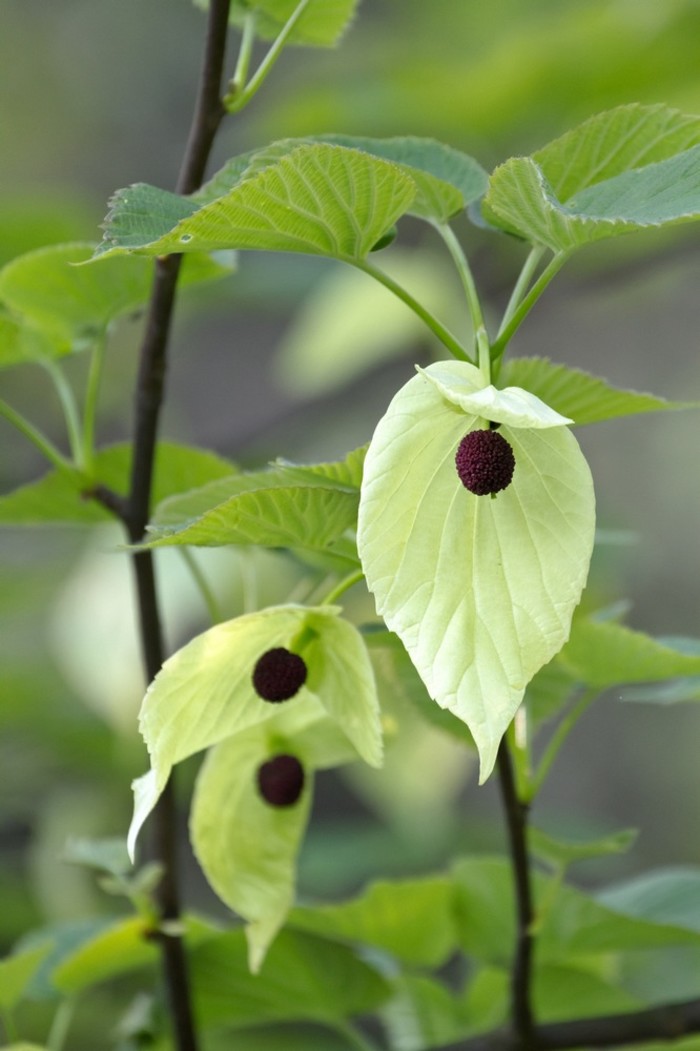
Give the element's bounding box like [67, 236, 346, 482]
[2, 0, 700, 1042]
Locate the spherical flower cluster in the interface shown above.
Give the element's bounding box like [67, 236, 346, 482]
[256, 754, 305, 807]
[455, 428, 515, 495]
[252, 647, 307, 702]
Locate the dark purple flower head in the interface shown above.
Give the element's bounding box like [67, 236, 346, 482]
[257, 754, 305, 807]
[252, 647, 307, 702]
[455, 428, 515, 496]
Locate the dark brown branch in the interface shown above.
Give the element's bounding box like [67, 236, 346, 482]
[436, 996, 700, 1051]
[119, 2, 232, 1049]
[496, 739, 536, 1048]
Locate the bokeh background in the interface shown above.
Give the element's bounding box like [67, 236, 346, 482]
[2, 0, 700, 1037]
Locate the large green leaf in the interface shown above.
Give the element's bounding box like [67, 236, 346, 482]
[0, 242, 232, 351]
[534, 963, 640, 1020]
[128, 605, 382, 859]
[452, 857, 700, 969]
[194, 0, 359, 47]
[358, 361, 595, 781]
[598, 868, 700, 933]
[313, 135, 487, 221]
[0, 311, 56, 370]
[0, 442, 235, 526]
[529, 827, 638, 871]
[500, 357, 698, 425]
[96, 145, 416, 262]
[190, 728, 314, 971]
[203, 136, 477, 224]
[189, 927, 390, 1028]
[532, 104, 700, 203]
[381, 973, 475, 1051]
[51, 916, 157, 993]
[290, 875, 458, 967]
[145, 468, 359, 556]
[0, 944, 52, 1012]
[484, 105, 700, 250]
[557, 617, 700, 688]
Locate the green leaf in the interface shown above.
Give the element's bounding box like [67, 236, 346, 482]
[0, 944, 52, 1012]
[290, 875, 458, 967]
[452, 857, 700, 968]
[620, 636, 700, 704]
[314, 135, 488, 221]
[0, 442, 235, 526]
[500, 357, 698, 425]
[534, 963, 640, 1020]
[62, 836, 130, 876]
[484, 105, 700, 250]
[189, 927, 390, 1027]
[358, 361, 595, 781]
[533, 104, 700, 203]
[381, 973, 472, 1051]
[145, 468, 359, 556]
[557, 617, 700, 689]
[529, 826, 638, 870]
[272, 443, 366, 490]
[51, 916, 157, 993]
[0, 311, 57, 370]
[191, 727, 314, 971]
[95, 145, 416, 262]
[50, 914, 213, 994]
[128, 605, 382, 859]
[202, 136, 478, 223]
[0, 242, 232, 350]
[598, 868, 700, 933]
[194, 0, 359, 47]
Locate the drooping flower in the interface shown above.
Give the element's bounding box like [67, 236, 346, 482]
[358, 359, 595, 782]
[128, 603, 382, 970]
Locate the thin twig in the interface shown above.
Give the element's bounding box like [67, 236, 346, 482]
[496, 738, 536, 1048]
[119, 2, 232, 1050]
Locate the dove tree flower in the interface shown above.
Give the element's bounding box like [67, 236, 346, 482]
[127, 603, 383, 970]
[358, 360, 596, 781]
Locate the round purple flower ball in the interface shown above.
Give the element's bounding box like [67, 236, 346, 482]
[455, 428, 515, 496]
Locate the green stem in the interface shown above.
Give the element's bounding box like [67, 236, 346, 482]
[0, 398, 73, 471]
[225, 0, 313, 112]
[179, 547, 224, 624]
[528, 688, 598, 802]
[227, 10, 257, 99]
[47, 998, 76, 1051]
[81, 332, 107, 474]
[497, 246, 545, 341]
[40, 357, 84, 467]
[321, 568, 364, 606]
[507, 708, 533, 802]
[491, 249, 571, 362]
[354, 258, 472, 363]
[436, 222, 490, 378]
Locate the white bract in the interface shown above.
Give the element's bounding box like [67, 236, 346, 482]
[128, 603, 382, 969]
[358, 360, 595, 781]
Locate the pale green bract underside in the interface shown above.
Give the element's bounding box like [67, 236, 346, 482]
[357, 362, 595, 781]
